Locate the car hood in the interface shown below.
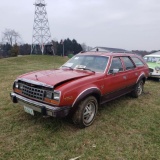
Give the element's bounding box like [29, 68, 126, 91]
[18, 69, 94, 87]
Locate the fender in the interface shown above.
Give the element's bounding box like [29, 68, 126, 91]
[136, 72, 147, 83]
[72, 87, 101, 108]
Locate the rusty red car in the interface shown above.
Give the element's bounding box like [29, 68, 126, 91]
[10, 47, 149, 128]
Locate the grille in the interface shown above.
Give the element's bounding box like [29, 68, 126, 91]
[22, 84, 45, 100]
[149, 68, 154, 73]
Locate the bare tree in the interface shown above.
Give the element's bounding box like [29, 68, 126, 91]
[81, 43, 87, 52]
[2, 29, 21, 46]
[81, 43, 93, 52]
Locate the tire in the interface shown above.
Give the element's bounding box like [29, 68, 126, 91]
[72, 96, 98, 128]
[131, 80, 144, 98]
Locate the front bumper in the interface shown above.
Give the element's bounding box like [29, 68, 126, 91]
[10, 92, 71, 118]
[149, 72, 160, 79]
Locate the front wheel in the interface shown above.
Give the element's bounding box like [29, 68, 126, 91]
[72, 96, 98, 128]
[131, 80, 144, 98]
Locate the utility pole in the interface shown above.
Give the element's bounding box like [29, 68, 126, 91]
[63, 42, 64, 57]
[31, 0, 52, 55]
[60, 39, 64, 57]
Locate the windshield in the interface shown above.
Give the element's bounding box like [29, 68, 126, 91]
[61, 55, 109, 73]
[144, 56, 160, 63]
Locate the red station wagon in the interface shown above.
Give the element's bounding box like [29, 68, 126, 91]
[10, 47, 149, 128]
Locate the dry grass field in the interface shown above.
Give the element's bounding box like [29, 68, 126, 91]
[0, 55, 160, 160]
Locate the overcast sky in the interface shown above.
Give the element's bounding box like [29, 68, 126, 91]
[0, 0, 160, 51]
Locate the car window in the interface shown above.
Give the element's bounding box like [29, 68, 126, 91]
[82, 56, 108, 72]
[131, 57, 144, 66]
[62, 55, 109, 73]
[109, 57, 123, 74]
[144, 56, 160, 63]
[122, 57, 135, 70]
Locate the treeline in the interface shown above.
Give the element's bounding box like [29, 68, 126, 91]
[0, 43, 31, 58]
[0, 38, 82, 58]
[1, 40, 159, 59]
[132, 50, 160, 57]
[51, 38, 82, 56]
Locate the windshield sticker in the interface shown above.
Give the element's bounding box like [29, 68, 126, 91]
[75, 57, 79, 60]
[75, 65, 86, 69]
[65, 63, 73, 67]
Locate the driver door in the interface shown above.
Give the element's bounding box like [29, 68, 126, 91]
[102, 57, 127, 102]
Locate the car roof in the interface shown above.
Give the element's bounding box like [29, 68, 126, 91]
[79, 47, 137, 57]
[144, 51, 160, 57]
[90, 47, 129, 53]
[144, 55, 160, 58]
[149, 51, 160, 55]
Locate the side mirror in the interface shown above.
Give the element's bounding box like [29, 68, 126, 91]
[112, 68, 119, 74]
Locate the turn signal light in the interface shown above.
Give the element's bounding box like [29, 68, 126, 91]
[44, 98, 59, 105]
[14, 88, 22, 94]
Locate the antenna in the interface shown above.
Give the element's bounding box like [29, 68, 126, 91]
[31, 0, 52, 55]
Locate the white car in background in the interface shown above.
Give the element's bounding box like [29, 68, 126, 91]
[144, 51, 160, 80]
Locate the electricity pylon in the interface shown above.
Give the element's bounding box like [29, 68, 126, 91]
[31, 0, 52, 55]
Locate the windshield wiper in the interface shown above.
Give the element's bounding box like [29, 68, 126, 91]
[76, 67, 95, 73]
[61, 66, 73, 70]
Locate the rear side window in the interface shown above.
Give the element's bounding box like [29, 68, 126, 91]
[122, 57, 135, 70]
[132, 57, 144, 66]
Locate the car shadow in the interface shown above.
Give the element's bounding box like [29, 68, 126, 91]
[147, 77, 160, 82]
[22, 111, 79, 132]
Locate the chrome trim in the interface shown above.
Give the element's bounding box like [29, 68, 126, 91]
[11, 92, 59, 111]
[136, 72, 145, 83]
[17, 78, 54, 88]
[19, 100, 53, 116]
[72, 87, 101, 107]
[22, 84, 45, 100]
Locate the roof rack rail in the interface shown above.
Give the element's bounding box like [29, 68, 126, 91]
[89, 47, 133, 53]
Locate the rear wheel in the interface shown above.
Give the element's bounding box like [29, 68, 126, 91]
[72, 96, 98, 128]
[131, 80, 144, 98]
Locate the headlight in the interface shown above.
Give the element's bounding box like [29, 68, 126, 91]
[53, 91, 60, 101]
[14, 82, 23, 90]
[15, 82, 19, 88]
[19, 83, 23, 90]
[45, 90, 60, 101]
[155, 66, 160, 71]
[46, 91, 53, 99]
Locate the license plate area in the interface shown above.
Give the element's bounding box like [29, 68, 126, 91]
[24, 106, 34, 116]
